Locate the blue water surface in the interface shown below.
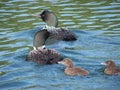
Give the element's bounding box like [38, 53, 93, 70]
[0, 0, 120, 90]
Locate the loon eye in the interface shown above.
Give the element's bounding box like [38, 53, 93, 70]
[40, 14, 44, 17]
[42, 14, 45, 17]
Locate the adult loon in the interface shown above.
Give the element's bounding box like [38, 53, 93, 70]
[33, 10, 77, 41]
[26, 29, 63, 65]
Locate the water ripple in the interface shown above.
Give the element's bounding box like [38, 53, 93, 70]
[0, 0, 120, 90]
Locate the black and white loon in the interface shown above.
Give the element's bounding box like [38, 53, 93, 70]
[33, 10, 77, 42]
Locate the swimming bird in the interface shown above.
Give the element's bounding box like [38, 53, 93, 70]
[58, 58, 89, 76]
[33, 10, 77, 41]
[26, 29, 63, 65]
[101, 60, 120, 75]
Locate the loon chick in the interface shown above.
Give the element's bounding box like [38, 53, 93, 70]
[26, 29, 62, 65]
[101, 60, 120, 75]
[58, 58, 89, 76]
[33, 10, 77, 41]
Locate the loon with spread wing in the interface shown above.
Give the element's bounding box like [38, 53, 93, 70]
[26, 29, 63, 65]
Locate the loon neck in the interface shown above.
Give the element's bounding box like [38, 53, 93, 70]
[33, 45, 46, 50]
[43, 25, 56, 30]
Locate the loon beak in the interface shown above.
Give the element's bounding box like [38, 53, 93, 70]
[31, 14, 41, 18]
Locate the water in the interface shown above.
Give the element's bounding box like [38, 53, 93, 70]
[0, 0, 120, 90]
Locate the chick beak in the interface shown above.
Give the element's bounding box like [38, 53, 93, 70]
[101, 62, 107, 65]
[57, 61, 61, 64]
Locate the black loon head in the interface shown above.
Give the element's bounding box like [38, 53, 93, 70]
[40, 10, 58, 27]
[33, 29, 50, 49]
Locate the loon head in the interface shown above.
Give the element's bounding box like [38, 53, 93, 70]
[33, 10, 58, 28]
[40, 10, 58, 27]
[33, 29, 50, 50]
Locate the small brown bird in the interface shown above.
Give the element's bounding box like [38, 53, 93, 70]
[101, 60, 120, 75]
[58, 58, 89, 76]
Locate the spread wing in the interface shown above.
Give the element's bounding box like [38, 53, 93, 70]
[33, 29, 50, 48]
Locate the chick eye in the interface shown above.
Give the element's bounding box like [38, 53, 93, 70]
[108, 62, 111, 64]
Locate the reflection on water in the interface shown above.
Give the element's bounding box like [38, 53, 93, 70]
[0, 0, 120, 90]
